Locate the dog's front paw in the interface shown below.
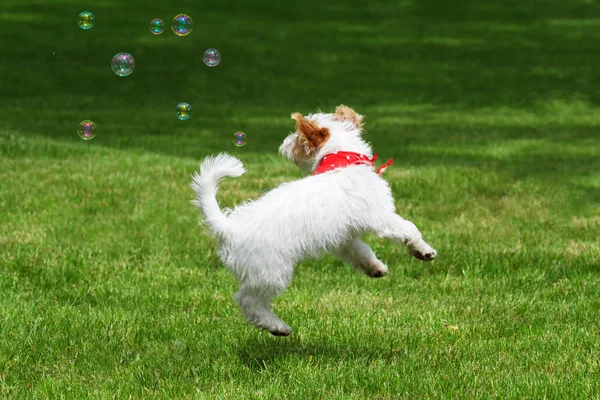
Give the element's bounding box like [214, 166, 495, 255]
[409, 241, 437, 262]
[367, 259, 389, 278]
[411, 249, 437, 261]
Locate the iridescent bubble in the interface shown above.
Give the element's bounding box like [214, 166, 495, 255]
[78, 120, 97, 140]
[203, 48, 221, 67]
[232, 131, 246, 147]
[149, 18, 165, 35]
[77, 11, 95, 30]
[176, 102, 192, 120]
[171, 14, 193, 36]
[111, 52, 135, 77]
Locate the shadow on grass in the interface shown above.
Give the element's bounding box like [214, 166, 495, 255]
[2, 0, 600, 133]
[4, 118, 597, 191]
[237, 334, 413, 370]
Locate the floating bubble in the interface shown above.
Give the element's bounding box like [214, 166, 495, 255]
[111, 52, 135, 77]
[203, 48, 221, 67]
[78, 120, 97, 140]
[77, 11, 95, 30]
[176, 102, 192, 120]
[171, 14, 193, 36]
[149, 18, 165, 35]
[232, 131, 246, 147]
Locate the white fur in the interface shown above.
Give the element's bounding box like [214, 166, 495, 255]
[191, 110, 437, 336]
[190, 153, 246, 236]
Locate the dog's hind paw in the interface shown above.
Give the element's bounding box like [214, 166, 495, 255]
[269, 325, 293, 337]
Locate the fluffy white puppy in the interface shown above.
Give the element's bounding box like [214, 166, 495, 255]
[191, 105, 437, 336]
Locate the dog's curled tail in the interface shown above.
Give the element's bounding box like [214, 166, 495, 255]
[190, 153, 246, 237]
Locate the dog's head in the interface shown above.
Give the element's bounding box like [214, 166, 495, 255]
[279, 105, 370, 174]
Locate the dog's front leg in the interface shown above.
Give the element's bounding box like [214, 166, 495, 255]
[333, 238, 389, 277]
[377, 214, 437, 261]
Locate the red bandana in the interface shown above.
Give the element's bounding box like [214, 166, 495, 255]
[312, 151, 393, 176]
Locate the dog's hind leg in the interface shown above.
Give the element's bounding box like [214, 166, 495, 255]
[333, 238, 388, 278]
[234, 282, 293, 337]
[375, 214, 437, 261]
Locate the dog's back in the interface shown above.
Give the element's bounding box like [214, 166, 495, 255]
[218, 165, 396, 271]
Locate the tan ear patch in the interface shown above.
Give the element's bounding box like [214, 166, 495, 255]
[334, 105, 364, 129]
[291, 112, 330, 150]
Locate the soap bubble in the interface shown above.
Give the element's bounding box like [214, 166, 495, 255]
[78, 120, 97, 140]
[203, 48, 221, 67]
[149, 18, 165, 35]
[176, 102, 191, 120]
[111, 52, 135, 77]
[77, 11, 95, 30]
[232, 131, 246, 147]
[171, 14, 193, 36]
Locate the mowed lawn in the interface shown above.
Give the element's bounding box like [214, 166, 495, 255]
[1, 0, 600, 398]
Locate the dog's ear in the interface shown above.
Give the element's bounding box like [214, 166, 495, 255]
[291, 112, 330, 149]
[334, 105, 364, 130]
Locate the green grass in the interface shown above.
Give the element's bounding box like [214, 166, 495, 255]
[1, 0, 600, 398]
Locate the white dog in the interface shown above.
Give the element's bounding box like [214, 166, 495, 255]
[191, 105, 437, 336]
